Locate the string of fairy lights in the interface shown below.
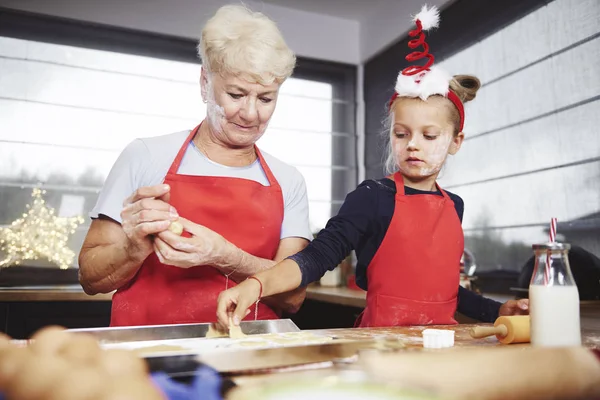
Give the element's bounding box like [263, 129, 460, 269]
[0, 188, 84, 269]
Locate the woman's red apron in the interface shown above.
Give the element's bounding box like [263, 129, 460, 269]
[359, 172, 464, 327]
[111, 125, 282, 326]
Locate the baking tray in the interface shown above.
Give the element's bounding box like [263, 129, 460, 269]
[138, 338, 377, 377]
[197, 339, 379, 374]
[135, 337, 398, 376]
[66, 319, 302, 378]
[67, 319, 300, 343]
[67, 321, 392, 378]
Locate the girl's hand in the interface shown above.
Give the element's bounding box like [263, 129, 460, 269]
[216, 279, 262, 329]
[499, 299, 529, 316]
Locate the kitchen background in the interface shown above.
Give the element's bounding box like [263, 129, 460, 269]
[0, 0, 598, 296]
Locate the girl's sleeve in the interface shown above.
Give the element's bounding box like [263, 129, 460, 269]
[288, 181, 379, 286]
[456, 286, 502, 322]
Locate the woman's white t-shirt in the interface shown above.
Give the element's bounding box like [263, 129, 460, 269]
[90, 130, 313, 241]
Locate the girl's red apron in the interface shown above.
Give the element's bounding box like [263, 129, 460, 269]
[111, 125, 282, 326]
[359, 172, 464, 327]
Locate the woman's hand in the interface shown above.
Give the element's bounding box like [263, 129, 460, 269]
[153, 217, 230, 268]
[120, 184, 178, 261]
[499, 299, 529, 316]
[215, 279, 262, 330]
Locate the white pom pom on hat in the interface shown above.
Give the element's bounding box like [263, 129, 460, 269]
[413, 4, 440, 31]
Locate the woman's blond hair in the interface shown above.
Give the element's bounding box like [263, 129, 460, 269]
[198, 4, 296, 85]
[383, 74, 481, 174]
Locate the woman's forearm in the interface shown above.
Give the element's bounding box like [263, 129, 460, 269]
[78, 241, 148, 294]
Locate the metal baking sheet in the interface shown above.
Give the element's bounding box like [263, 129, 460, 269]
[99, 331, 338, 356]
[197, 339, 379, 373]
[67, 319, 300, 343]
[134, 338, 377, 375]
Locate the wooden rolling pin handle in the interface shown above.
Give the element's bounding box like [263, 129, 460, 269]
[470, 324, 508, 339]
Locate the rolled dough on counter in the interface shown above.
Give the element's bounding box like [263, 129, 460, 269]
[206, 325, 228, 338]
[105, 331, 338, 356]
[132, 344, 188, 355]
[229, 324, 246, 339]
[228, 332, 334, 347]
[205, 321, 247, 339]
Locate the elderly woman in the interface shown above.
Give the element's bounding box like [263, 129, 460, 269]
[78, 5, 311, 326]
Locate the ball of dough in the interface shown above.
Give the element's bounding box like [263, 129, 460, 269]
[168, 220, 184, 235]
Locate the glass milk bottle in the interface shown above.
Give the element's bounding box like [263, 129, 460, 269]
[529, 242, 581, 347]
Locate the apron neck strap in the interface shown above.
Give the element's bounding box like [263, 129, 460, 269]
[392, 172, 406, 195]
[435, 182, 450, 199]
[168, 124, 200, 175]
[254, 147, 278, 187]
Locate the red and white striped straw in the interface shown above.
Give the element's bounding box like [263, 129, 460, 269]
[544, 218, 557, 285]
[549, 217, 557, 243]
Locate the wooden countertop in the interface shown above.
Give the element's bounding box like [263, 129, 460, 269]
[305, 284, 366, 308]
[230, 323, 600, 390]
[0, 283, 362, 304]
[0, 280, 598, 330]
[310, 323, 600, 349]
[0, 285, 113, 302]
[305, 284, 520, 308]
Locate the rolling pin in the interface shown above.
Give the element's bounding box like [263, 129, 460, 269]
[469, 315, 530, 344]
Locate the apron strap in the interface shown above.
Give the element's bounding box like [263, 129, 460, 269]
[255, 147, 279, 188]
[168, 125, 200, 175]
[436, 184, 451, 199]
[392, 172, 406, 196]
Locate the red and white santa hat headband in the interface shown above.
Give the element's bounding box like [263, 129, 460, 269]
[389, 5, 465, 132]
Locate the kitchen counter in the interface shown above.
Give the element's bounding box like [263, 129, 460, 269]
[0, 283, 513, 306]
[0, 284, 361, 304]
[0, 285, 113, 338]
[310, 323, 600, 349]
[304, 284, 520, 308]
[0, 285, 113, 302]
[305, 284, 366, 308]
[0, 284, 359, 304]
[1, 284, 598, 337]
[229, 323, 600, 393]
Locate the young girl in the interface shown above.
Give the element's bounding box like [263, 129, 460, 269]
[216, 5, 529, 328]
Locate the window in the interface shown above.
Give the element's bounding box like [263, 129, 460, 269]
[0, 11, 357, 269]
[437, 0, 600, 271]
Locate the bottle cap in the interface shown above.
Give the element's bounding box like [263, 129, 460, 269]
[532, 242, 570, 251]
